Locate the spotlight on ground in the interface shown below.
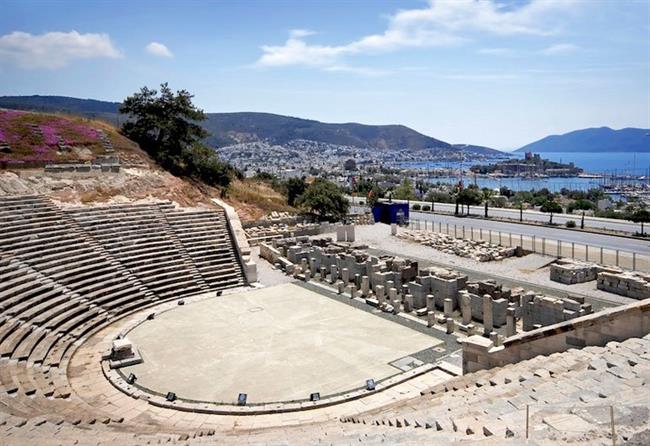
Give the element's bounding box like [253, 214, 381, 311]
[217, 290, 223, 297]
[166, 392, 176, 402]
[147, 313, 155, 320]
[366, 379, 376, 391]
[237, 393, 247, 406]
[127, 373, 137, 385]
[178, 300, 185, 306]
[310, 392, 320, 402]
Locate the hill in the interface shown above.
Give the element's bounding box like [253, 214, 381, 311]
[0, 95, 503, 155]
[516, 127, 650, 153]
[201, 112, 454, 151]
[0, 108, 144, 166]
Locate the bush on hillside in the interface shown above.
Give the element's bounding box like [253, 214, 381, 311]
[412, 204, 421, 211]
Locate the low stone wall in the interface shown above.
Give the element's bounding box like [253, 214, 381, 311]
[550, 258, 621, 285]
[462, 298, 650, 374]
[212, 198, 257, 283]
[246, 222, 336, 247]
[597, 271, 650, 300]
[397, 229, 520, 262]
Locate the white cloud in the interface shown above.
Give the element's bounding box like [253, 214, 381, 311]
[0, 30, 121, 69]
[541, 43, 580, 55]
[289, 29, 316, 39]
[257, 0, 579, 70]
[145, 41, 173, 58]
[477, 47, 516, 56]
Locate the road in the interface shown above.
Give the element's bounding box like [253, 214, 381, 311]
[352, 197, 642, 234]
[348, 197, 650, 255]
[409, 211, 650, 255]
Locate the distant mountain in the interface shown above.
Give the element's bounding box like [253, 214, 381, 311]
[201, 112, 458, 151]
[0, 95, 503, 155]
[0, 95, 121, 124]
[451, 144, 505, 157]
[516, 127, 650, 153]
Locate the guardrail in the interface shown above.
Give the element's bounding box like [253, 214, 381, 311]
[406, 217, 649, 272]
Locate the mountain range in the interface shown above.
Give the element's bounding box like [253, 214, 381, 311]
[1, 95, 647, 153]
[516, 127, 650, 153]
[0, 95, 500, 155]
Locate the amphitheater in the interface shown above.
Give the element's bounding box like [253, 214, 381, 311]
[0, 194, 649, 446]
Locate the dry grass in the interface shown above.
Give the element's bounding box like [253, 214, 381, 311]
[226, 179, 296, 222]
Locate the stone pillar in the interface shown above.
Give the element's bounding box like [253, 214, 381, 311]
[330, 265, 339, 284]
[336, 225, 346, 242]
[482, 294, 493, 336]
[348, 285, 356, 299]
[401, 284, 409, 298]
[427, 310, 435, 327]
[309, 258, 317, 275]
[446, 318, 455, 334]
[426, 294, 435, 312]
[337, 281, 345, 294]
[388, 287, 398, 303]
[319, 266, 327, 282]
[300, 258, 308, 274]
[506, 307, 516, 337]
[342, 268, 350, 284]
[346, 224, 355, 242]
[354, 273, 361, 289]
[386, 280, 395, 292]
[404, 294, 414, 312]
[460, 292, 472, 325]
[392, 299, 401, 314]
[443, 298, 453, 318]
[489, 331, 500, 346]
[522, 292, 535, 331]
[361, 276, 370, 297]
[375, 285, 385, 306]
[391, 223, 397, 235]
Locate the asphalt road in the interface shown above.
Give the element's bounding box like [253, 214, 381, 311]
[380, 199, 642, 234]
[348, 197, 650, 255]
[410, 211, 650, 255]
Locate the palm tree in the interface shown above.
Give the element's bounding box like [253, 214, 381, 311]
[481, 188, 494, 218]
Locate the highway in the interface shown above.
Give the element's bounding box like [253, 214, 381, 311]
[380, 199, 642, 234]
[348, 197, 650, 256]
[410, 211, 650, 255]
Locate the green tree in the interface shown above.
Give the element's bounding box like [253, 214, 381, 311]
[540, 199, 563, 225]
[120, 83, 208, 174]
[457, 186, 482, 215]
[628, 208, 650, 236]
[393, 178, 416, 201]
[297, 179, 349, 221]
[284, 177, 306, 207]
[481, 188, 494, 218]
[567, 199, 596, 229]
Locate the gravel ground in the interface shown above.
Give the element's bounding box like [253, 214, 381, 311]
[250, 245, 295, 287]
[319, 224, 636, 309]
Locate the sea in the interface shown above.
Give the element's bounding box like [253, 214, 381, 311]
[398, 151, 650, 193]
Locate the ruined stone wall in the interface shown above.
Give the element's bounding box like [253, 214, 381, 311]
[462, 299, 650, 374]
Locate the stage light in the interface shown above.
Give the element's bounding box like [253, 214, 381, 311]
[237, 393, 247, 406]
[127, 373, 137, 384]
[217, 291, 223, 297]
[166, 392, 176, 402]
[178, 300, 185, 306]
[147, 313, 155, 320]
[310, 392, 320, 402]
[366, 379, 376, 391]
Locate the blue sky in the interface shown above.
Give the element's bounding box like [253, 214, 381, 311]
[0, 0, 648, 149]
